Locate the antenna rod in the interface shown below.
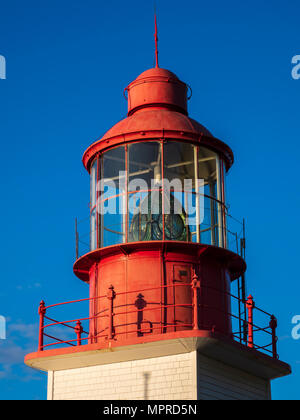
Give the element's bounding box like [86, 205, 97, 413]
[154, 13, 159, 67]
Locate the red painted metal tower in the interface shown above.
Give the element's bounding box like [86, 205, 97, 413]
[25, 22, 291, 400]
[73, 65, 244, 342]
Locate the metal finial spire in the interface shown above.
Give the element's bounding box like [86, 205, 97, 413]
[154, 13, 159, 67]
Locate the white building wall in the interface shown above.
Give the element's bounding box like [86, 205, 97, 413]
[197, 354, 270, 400]
[49, 352, 196, 400]
[48, 351, 270, 400]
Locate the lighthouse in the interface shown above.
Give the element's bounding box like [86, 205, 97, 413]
[25, 24, 291, 400]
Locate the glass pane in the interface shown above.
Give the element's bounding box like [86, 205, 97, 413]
[220, 158, 227, 248]
[99, 147, 126, 247]
[163, 142, 196, 242]
[198, 147, 221, 247]
[128, 142, 162, 242]
[90, 159, 97, 250]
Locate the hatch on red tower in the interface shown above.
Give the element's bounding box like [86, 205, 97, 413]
[25, 21, 291, 400]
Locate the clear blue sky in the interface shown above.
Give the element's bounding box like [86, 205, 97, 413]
[0, 0, 299, 400]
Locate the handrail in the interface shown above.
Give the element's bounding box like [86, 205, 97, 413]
[37, 282, 278, 360]
[77, 196, 245, 258]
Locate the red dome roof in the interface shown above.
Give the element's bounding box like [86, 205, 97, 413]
[82, 67, 234, 171]
[100, 108, 213, 140]
[134, 67, 180, 81]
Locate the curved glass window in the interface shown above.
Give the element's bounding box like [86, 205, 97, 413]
[128, 142, 162, 242]
[198, 146, 219, 246]
[90, 159, 97, 250]
[90, 141, 226, 250]
[99, 147, 126, 248]
[164, 142, 196, 242]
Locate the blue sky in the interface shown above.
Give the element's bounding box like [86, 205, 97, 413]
[0, 0, 299, 400]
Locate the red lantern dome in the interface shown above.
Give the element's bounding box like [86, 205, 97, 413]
[83, 67, 233, 172]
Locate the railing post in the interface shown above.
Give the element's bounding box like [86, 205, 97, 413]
[269, 315, 278, 359]
[246, 295, 255, 348]
[38, 300, 46, 352]
[192, 273, 200, 330]
[75, 217, 79, 260]
[107, 285, 115, 340]
[75, 320, 83, 346]
[135, 293, 147, 337]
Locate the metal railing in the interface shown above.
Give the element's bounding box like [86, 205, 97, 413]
[75, 206, 246, 259]
[37, 280, 278, 360]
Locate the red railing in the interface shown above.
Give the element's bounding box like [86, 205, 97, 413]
[37, 281, 279, 360]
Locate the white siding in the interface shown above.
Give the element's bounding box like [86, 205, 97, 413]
[51, 352, 195, 400]
[197, 354, 270, 400]
[47, 371, 54, 400]
[49, 351, 271, 400]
